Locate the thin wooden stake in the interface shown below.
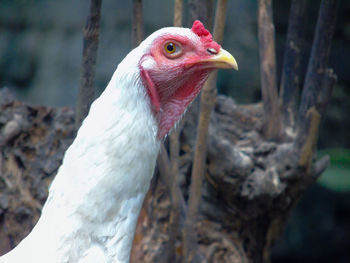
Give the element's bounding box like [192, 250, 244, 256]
[173, 0, 183, 27]
[75, 0, 102, 129]
[257, 0, 282, 139]
[132, 0, 144, 47]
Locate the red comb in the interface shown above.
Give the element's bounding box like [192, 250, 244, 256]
[191, 20, 210, 37]
[191, 20, 221, 52]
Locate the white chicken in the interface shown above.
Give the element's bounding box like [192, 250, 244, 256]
[0, 20, 237, 263]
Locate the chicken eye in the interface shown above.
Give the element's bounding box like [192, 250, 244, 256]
[164, 42, 176, 54]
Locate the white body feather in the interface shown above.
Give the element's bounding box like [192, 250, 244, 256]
[0, 27, 196, 263]
[1, 47, 160, 263]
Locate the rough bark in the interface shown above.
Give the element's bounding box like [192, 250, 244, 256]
[0, 88, 75, 254]
[257, 0, 282, 140]
[75, 0, 102, 129]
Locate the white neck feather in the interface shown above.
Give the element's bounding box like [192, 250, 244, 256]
[1, 49, 160, 263]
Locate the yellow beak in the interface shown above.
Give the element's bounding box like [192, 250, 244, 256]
[203, 48, 238, 70]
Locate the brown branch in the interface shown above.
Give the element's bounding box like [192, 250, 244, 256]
[280, 0, 308, 133]
[183, 1, 228, 262]
[298, 0, 338, 121]
[296, 0, 338, 170]
[257, 0, 282, 140]
[211, 1, 227, 44]
[173, 0, 183, 27]
[297, 68, 337, 170]
[132, 0, 144, 47]
[75, 0, 102, 130]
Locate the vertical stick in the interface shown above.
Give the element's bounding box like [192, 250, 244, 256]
[206, 0, 214, 31]
[132, 0, 144, 47]
[280, 0, 308, 134]
[298, 0, 338, 122]
[173, 0, 183, 27]
[183, 1, 228, 262]
[296, 0, 338, 169]
[75, 0, 102, 129]
[257, 0, 282, 139]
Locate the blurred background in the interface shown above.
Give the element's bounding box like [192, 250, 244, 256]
[0, 0, 349, 262]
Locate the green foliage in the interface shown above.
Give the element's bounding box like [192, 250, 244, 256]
[317, 148, 350, 192]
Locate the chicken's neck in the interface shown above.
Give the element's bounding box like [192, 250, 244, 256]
[2, 61, 160, 263]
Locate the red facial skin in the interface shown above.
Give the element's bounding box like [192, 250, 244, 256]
[140, 21, 221, 138]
